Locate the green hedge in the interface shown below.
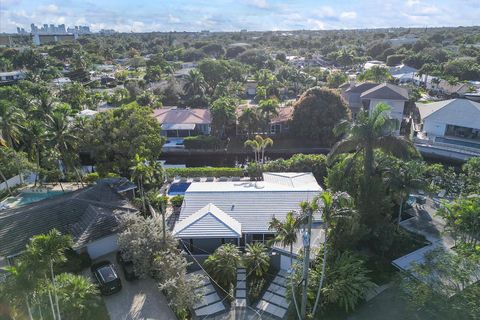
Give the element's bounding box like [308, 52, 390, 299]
[183, 136, 222, 149]
[165, 167, 244, 178]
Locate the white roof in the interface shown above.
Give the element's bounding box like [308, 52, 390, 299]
[417, 99, 480, 130]
[177, 172, 322, 234]
[173, 203, 242, 238]
[78, 109, 98, 117]
[0, 70, 24, 76]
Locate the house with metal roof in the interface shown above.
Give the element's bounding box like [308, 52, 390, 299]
[172, 172, 322, 255]
[414, 99, 480, 160]
[0, 182, 137, 269]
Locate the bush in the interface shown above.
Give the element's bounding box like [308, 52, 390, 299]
[84, 172, 100, 183]
[165, 167, 244, 178]
[183, 136, 222, 149]
[386, 54, 405, 66]
[57, 249, 92, 274]
[170, 195, 184, 207]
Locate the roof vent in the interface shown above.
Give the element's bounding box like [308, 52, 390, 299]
[231, 204, 235, 211]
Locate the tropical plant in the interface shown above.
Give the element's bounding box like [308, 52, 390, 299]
[312, 191, 356, 315]
[238, 107, 260, 137]
[0, 100, 24, 148]
[329, 103, 417, 178]
[210, 97, 237, 138]
[130, 154, 152, 212]
[244, 242, 270, 279]
[204, 244, 241, 291]
[244, 135, 273, 164]
[183, 69, 207, 98]
[312, 251, 375, 313]
[381, 160, 427, 228]
[258, 98, 279, 133]
[269, 211, 301, 268]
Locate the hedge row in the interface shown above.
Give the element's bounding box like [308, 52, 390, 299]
[183, 136, 222, 149]
[165, 167, 244, 178]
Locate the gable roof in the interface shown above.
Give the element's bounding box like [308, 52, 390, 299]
[271, 106, 294, 124]
[176, 172, 321, 234]
[153, 107, 211, 125]
[344, 82, 379, 94]
[417, 99, 480, 130]
[0, 184, 136, 258]
[360, 83, 409, 101]
[173, 203, 242, 238]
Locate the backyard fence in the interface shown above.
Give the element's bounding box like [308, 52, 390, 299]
[0, 172, 36, 192]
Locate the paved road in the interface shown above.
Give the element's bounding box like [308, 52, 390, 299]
[89, 253, 177, 320]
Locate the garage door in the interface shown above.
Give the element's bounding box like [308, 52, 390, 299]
[87, 234, 119, 259]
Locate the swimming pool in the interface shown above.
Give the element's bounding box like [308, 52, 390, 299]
[436, 137, 480, 149]
[168, 182, 191, 196]
[1, 190, 66, 208]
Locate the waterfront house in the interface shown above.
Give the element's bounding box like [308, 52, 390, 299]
[414, 98, 480, 160]
[0, 181, 137, 269]
[153, 107, 212, 138]
[172, 172, 322, 269]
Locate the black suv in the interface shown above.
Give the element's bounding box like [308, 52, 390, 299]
[116, 251, 138, 281]
[91, 261, 122, 295]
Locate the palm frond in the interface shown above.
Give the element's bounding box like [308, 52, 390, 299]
[327, 139, 361, 165]
[374, 135, 418, 160]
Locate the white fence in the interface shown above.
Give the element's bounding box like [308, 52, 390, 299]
[0, 172, 36, 192]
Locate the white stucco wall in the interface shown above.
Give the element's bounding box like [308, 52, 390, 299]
[423, 120, 447, 136]
[369, 99, 405, 132]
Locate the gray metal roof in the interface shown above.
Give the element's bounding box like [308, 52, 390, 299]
[0, 184, 136, 258]
[177, 173, 321, 234]
[360, 83, 409, 101]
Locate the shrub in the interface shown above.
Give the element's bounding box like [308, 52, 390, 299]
[165, 167, 244, 178]
[170, 195, 184, 207]
[84, 172, 100, 184]
[57, 249, 92, 274]
[183, 135, 222, 149]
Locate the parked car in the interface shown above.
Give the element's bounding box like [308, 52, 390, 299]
[91, 261, 122, 295]
[116, 251, 138, 281]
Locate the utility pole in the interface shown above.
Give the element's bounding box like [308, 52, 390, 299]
[300, 207, 313, 319]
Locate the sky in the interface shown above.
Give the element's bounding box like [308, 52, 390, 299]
[1, 0, 479, 33]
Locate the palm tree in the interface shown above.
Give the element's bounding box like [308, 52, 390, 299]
[337, 48, 354, 69]
[45, 111, 79, 179]
[21, 121, 46, 185]
[204, 244, 241, 291]
[0, 100, 24, 148]
[238, 107, 259, 137]
[24, 229, 73, 320]
[244, 242, 270, 278]
[183, 69, 207, 98]
[258, 98, 279, 133]
[130, 154, 152, 212]
[55, 273, 100, 320]
[244, 135, 273, 164]
[381, 161, 426, 228]
[268, 211, 301, 268]
[312, 191, 355, 315]
[328, 103, 417, 178]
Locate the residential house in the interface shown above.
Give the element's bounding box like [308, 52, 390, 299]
[0, 70, 26, 85]
[0, 181, 137, 269]
[172, 172, 322, 269]
[153, 107, 212, 138]
[270, 106, 294, 134]
[341, 82, 379, 119]
[360, 83, 409, 133]
[415, 99, 480, 160]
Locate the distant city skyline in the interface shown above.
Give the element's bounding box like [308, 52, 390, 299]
[1, 0, 479, 33]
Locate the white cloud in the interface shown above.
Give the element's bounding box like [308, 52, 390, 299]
[245, 0, 268, 9]
[340, 11, 357, 20]
[406, 0, 421, 6]
[39, 4, 59, 14]
[306, 18, 325, 29]
[168, 14, 180, 23]
[316, 6, 336, 18]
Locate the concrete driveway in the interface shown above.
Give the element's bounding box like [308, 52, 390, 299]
[87, 253, 177, 320]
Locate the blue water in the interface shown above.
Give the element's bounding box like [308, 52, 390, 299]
[436, 137, 480, 149]
[168, 182, 191, 196]
[14, 191, 65, 206]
